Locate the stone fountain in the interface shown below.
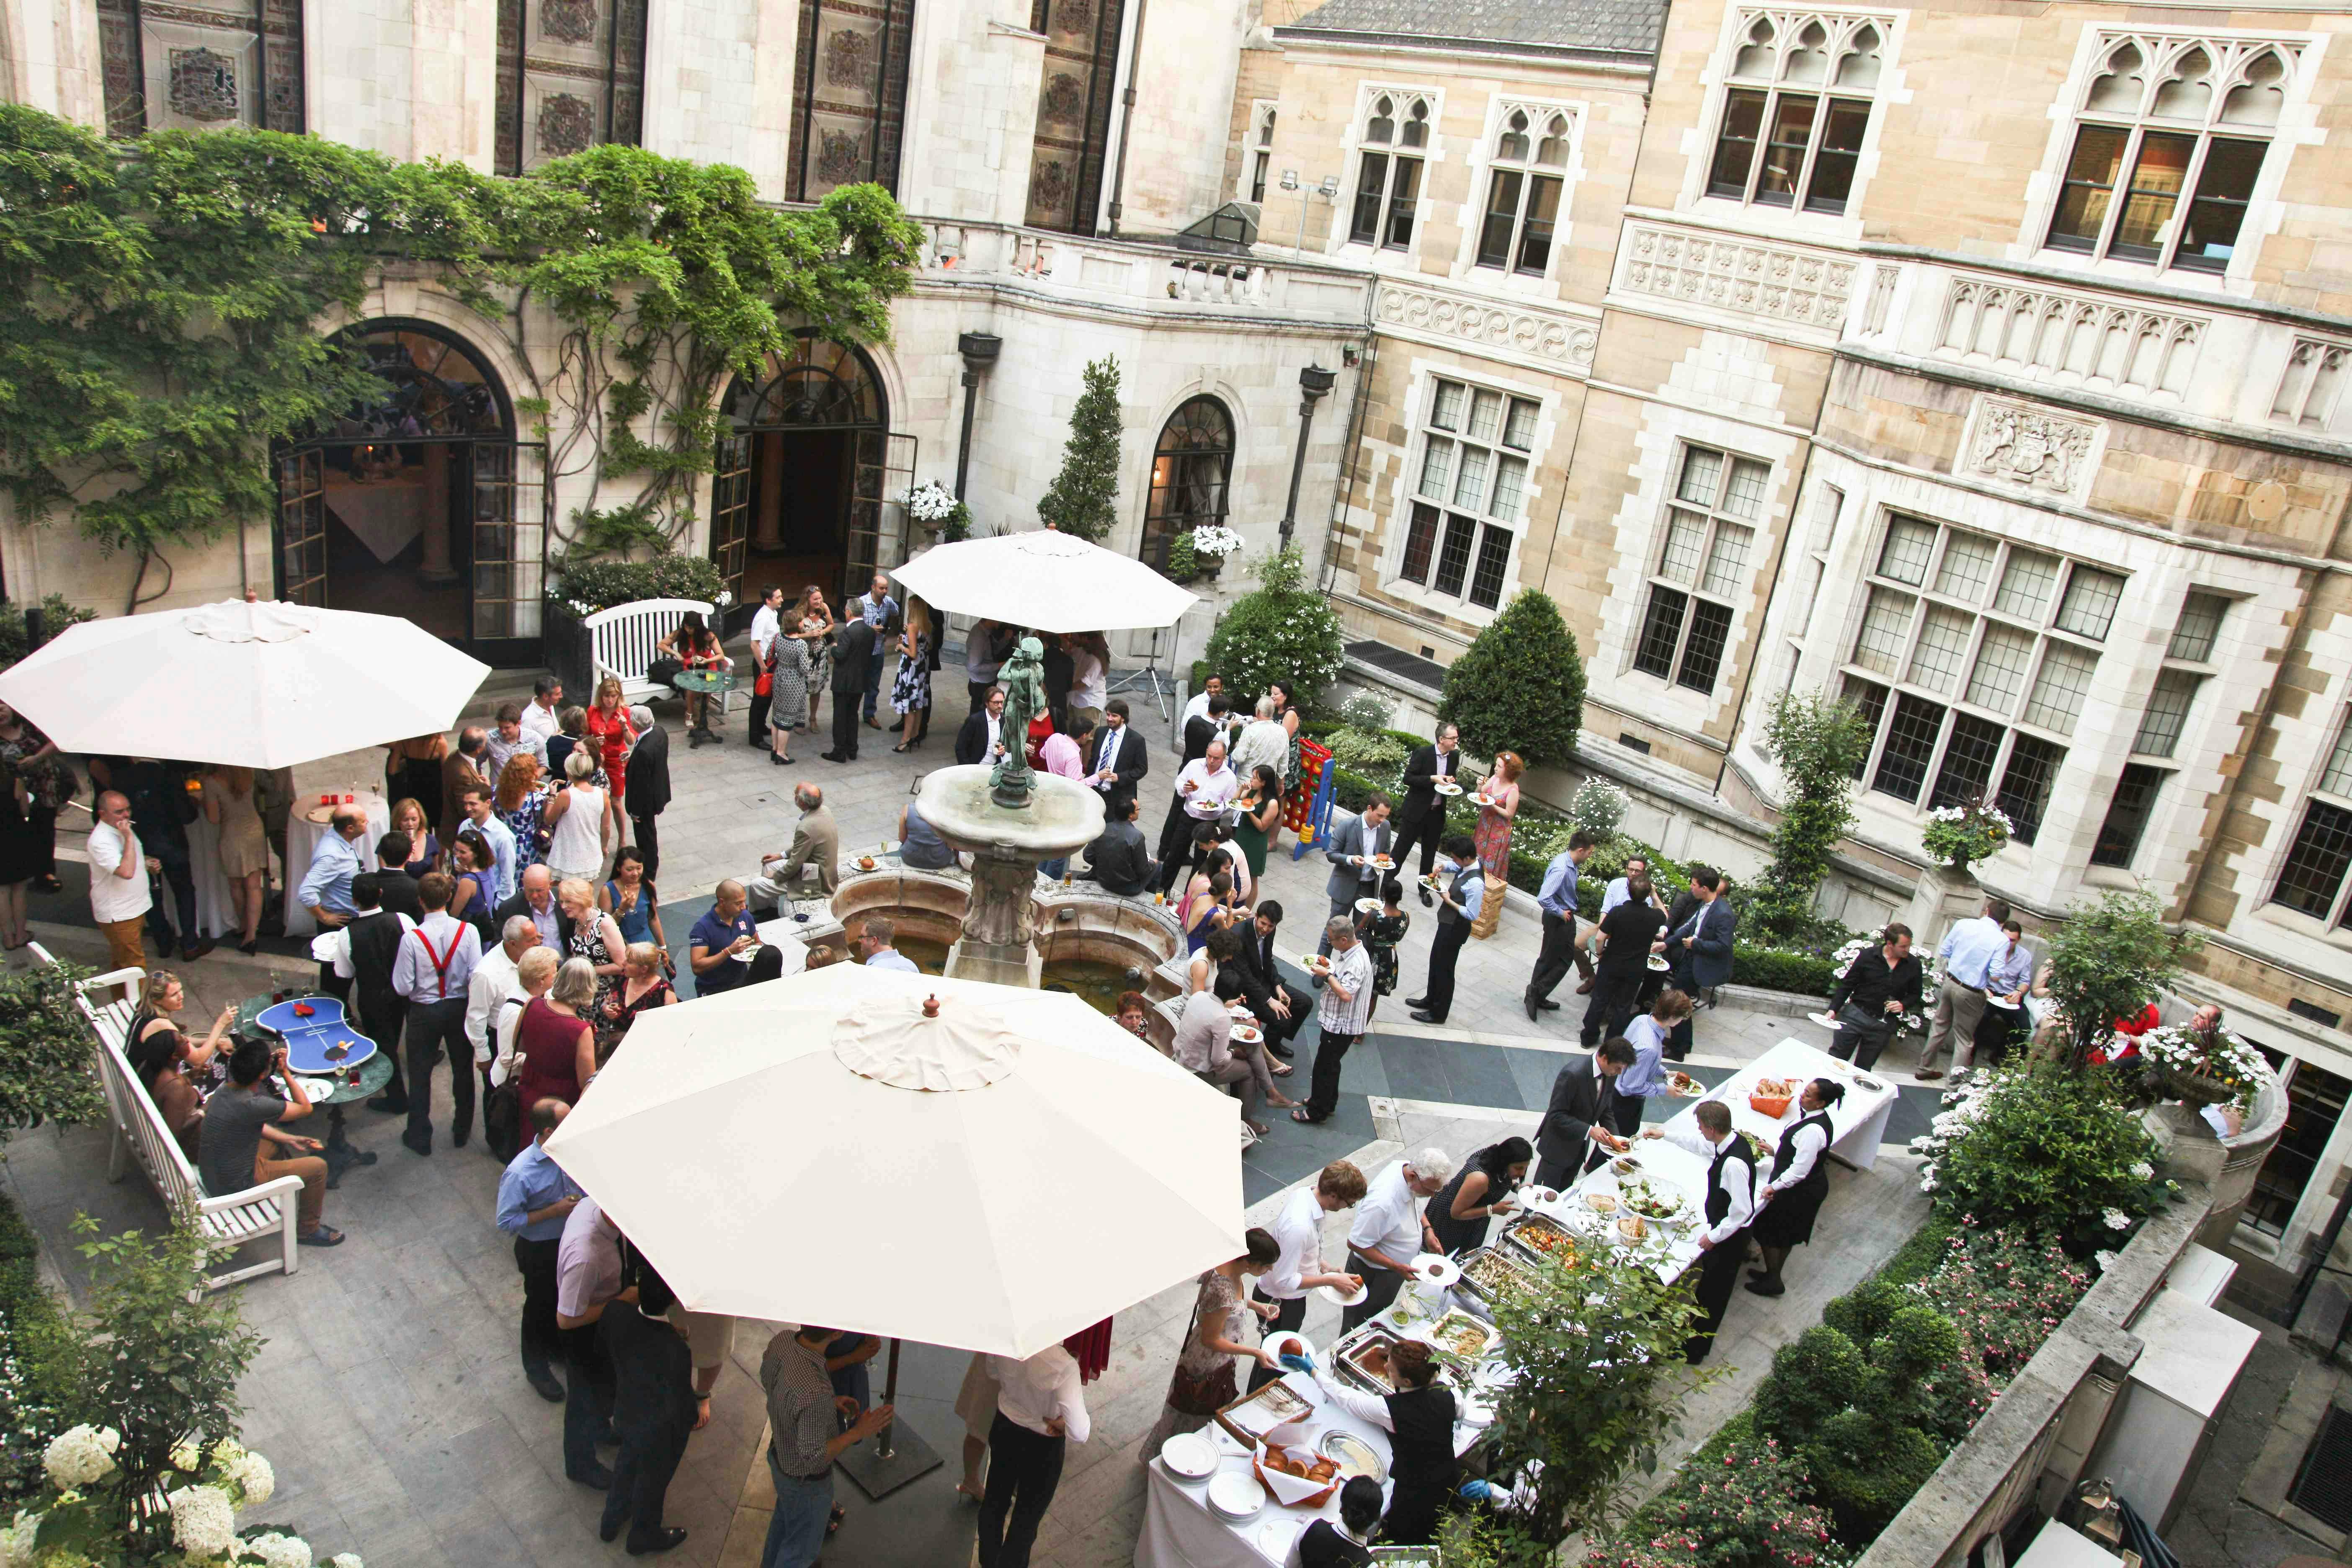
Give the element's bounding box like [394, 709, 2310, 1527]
[913, 638, 1104, 988]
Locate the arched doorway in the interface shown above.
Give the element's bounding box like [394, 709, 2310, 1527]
[710, 331, 912, 619]
[273, 320, 547, 663]
[1140, 395, 1235, 572]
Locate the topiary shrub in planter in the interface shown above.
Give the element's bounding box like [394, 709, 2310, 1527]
[1201, 546, 1345, 710]
[552, 552, 729, 613]
[1437, 589, 1586, 768]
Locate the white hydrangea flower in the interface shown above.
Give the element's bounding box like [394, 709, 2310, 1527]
[326, 1555, 366, 1568]
[169, 1485, 239, 1558]
[2130, 1161, 2155, 1183]
[2103, 1207, 2132, 1231]
[170, 1438, 202, 1473]
[0, 1511, 39, 1568]
[43, 1424, 120, 1488]
[209, 1437, 247, 1468]
[242, 1531, 313, 1568]
[224, 1449, 276, 1509]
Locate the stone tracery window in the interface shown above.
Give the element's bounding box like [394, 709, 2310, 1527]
[788, 0, 917, 202]
[1475, 104, 1575, 276]
[494, 0, 650, 175]
[1705, 10, 1888, 216]
[1348, 90, 1434, 251]
[97, 0, 305, 137]
[2045, 34, 2302, 273]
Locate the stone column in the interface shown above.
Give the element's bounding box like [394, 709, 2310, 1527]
[946, 844, 1044, 988]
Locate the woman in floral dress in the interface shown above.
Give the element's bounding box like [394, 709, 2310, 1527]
[495, 754, 552, 868]
[1471, 750, 1522, 939]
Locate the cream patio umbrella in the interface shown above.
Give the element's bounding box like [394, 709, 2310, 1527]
[888, 526, 1198, 633]
[544, 960, 1246, 1358]
[0, 598, 491, 769]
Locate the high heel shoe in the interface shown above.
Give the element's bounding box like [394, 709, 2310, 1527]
[239, 939, 259, 956]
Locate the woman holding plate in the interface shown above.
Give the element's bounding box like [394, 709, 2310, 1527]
[1140, 1228, 1282, 1463]
[1746, 1077, 1845, 1300]
[1469, 750, 1523, 939]
[1426, 1135, 1532, 1256]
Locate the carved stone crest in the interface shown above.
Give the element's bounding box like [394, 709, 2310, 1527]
[536, 92, 595, 157]
[817, 128, 865, 186]
[825, 27, 874, 90]
[541, 0, 600, 44]
[1052, 0, 1094, 34]
[1042, 71, 1084, 123]
[1968, 397, 2101, 498]
[168, 46, 239, 122]
[1030, 159, 1072, 217]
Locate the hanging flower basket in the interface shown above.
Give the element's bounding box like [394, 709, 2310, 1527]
[2136, 1023, 2265, 1110]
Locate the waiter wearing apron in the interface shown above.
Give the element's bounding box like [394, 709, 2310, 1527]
[1643, 1099, 1759, 1364]
[1299, 1338, 1460, 1544]
[1746, 1077, 1844, 1299]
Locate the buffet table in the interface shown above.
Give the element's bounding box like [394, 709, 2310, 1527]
[1679, 1037, 1901, 1170]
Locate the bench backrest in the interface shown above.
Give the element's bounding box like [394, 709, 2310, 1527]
[583, 599, 714, 693]
[73, 971, 203, 1207]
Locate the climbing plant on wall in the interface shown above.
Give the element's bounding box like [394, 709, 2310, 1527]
[0, 107, 922, 610]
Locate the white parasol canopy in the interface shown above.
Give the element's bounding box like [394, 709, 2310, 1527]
[890, 527, 1199, 633]
[546, 962, 1246, 1359]
[0, 598, 491, 770]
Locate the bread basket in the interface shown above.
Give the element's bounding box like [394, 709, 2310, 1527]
[1747, 1075, 1794, 1119]
[1252, 1444, 1341, 1509]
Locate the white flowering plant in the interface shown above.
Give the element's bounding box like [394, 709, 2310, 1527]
[1920, 801, 2013, 869]
[4, 1437, 350, 1568]
[901, 481, 974, 540]
[2136, 1023, 2267, 1110]
[1566, 777, 1630, 840]
[1906, 1060, 2171, 1243]
[1188, 524, 1246, 560]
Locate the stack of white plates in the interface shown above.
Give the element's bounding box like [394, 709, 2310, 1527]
[1207, 1471, 1266, 1520]
[1160, 1431, 1217, 1480]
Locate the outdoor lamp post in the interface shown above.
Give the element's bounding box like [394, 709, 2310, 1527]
[1277, 363, 1339, 547]
[954, 330, 1003, 503]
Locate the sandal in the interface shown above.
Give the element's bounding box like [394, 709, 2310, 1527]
[827, 1506, 845, 1537]
[957, 1483, 986, 1504]
[297, 1225, 345, 1247]
[693, 1395, 712, 1432]
[1290, 1109, 1323, 1125]
[1269, 1062, 1294, 1077]
[1245, 1119, 1271, 1136]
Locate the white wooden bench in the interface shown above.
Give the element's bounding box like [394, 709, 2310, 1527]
[583, 597, 736, 718]
[59, 955, 304, 1291]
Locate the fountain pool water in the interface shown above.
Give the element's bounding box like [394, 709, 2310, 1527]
[851, 939, 1143, 1016]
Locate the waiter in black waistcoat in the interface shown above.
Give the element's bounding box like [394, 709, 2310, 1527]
[1643, 1097, 1758, 1363]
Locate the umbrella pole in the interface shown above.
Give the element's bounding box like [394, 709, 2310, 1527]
[836, 1336, 944, 1500]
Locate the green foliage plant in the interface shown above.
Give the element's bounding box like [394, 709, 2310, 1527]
[1164, 530, 1199, 581]
[1477, 1236, 1718, 1545]
[1336, 691, 1394, 732]
[2043, 887, 2202, 1058]
[1571, 1435, 1849, 1568]
[1909, 1060, 2168, 1240]
[1036, 356, 1124, 542]
[1748, 691, 1870, 944]
[0, 961, 106, 1139]
[0, 108, 922, 598]
[1202, 546, 1345, 710]
[1437, 590, 1587, 769]
[553, 552, 727, 613]
[0, 598, 97, 671]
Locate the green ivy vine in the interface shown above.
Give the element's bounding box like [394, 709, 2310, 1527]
[0, 106, 923, 610]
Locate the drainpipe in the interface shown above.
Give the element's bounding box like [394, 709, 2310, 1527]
[1104, 0, 1152, 237]
[954, 331, 1003, 501]
[1277, 364, 1338, 549]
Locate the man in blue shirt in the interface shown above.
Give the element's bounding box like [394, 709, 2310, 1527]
[1920, 897, 2010, 1081]
[298, 806, 371, 929]
[850, 573, 900, 727]
[1409, 834, 1484, 1025]
[1523, 831, 1599, 1023]
[689, 880, 761, 998]
[859, 918, 921, 973]
[497, 1098, 583, 1403]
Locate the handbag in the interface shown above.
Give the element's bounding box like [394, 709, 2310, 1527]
[646, 654, 683, 688]
[1164, 1277, 1241, 1418]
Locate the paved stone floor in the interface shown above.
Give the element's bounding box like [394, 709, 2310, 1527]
[10, 683, 1942, 1568]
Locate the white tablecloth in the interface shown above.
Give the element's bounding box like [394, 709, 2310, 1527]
[1511, 1137, 1713, 1284]
[282, 792, 392, 938]
[1675, 1037, 1901, 1170]
[324, 477, 427, 564]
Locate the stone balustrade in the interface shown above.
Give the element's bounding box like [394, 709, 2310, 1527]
[916, 218, 1375, 325]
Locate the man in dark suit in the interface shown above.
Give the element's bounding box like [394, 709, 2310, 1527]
[1534, 1038, 1635, 1189]
[441, 728, 490, 852]
[1228, 900, 1311, 1059]
[372, 831, 423, 920]
[955, 686, 1009, 767]
[349, 874, 414, 1114]
[1319, 796, 1394, 957]
[825, 618, 877, 762]
[495, 864, 576, 953]
[624, 706, 671, 883]
[1663, 866, 1736, 1060]
[1583, 875, 1668, 1047]
[1083, 699, 1148, 816]
[1392, 722, 1461, 903]
[1082, 795, 1157, 896]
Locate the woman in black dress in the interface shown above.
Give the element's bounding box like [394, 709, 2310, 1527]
[1747, 1076, 1844, 1299]
[1425, 1136, 1532, 1256]
[1305, 1338, 1458, 1543]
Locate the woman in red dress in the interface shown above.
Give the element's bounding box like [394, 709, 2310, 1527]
[516, 956, 600, 1119]
[582, 676, 638, 826]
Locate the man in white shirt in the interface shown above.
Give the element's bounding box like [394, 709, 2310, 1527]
[1181, 675, 1227, 730]
[1340, 1149, 1452, 1332]
[1156, 738, 1240, 896]
[1641, 1099, 1756, 1363]
[467, 916, 542, 1108]
[1300, 918, 1375, 1127]
[1599, 856, 1660, 918]
[486, 703, 549, 780]
[747, 583, 787, 750]
[850, 573, 899, 728]
[1247, 1160, 1367, 1390]
[521, 677, 563, 743]
[978, 1343, 1088, 1568]
[458, 785, 518, 903]
[1921, 897, 2011, 1078]
[86, 791, 155, 972]
[393, 872, 485, 1159]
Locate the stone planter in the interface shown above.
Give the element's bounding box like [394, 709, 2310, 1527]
[543, 600, 594, 695]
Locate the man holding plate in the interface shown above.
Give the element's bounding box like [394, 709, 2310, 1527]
[1393, 723, 1462, 901]
[1318, 795, 1393, 960]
